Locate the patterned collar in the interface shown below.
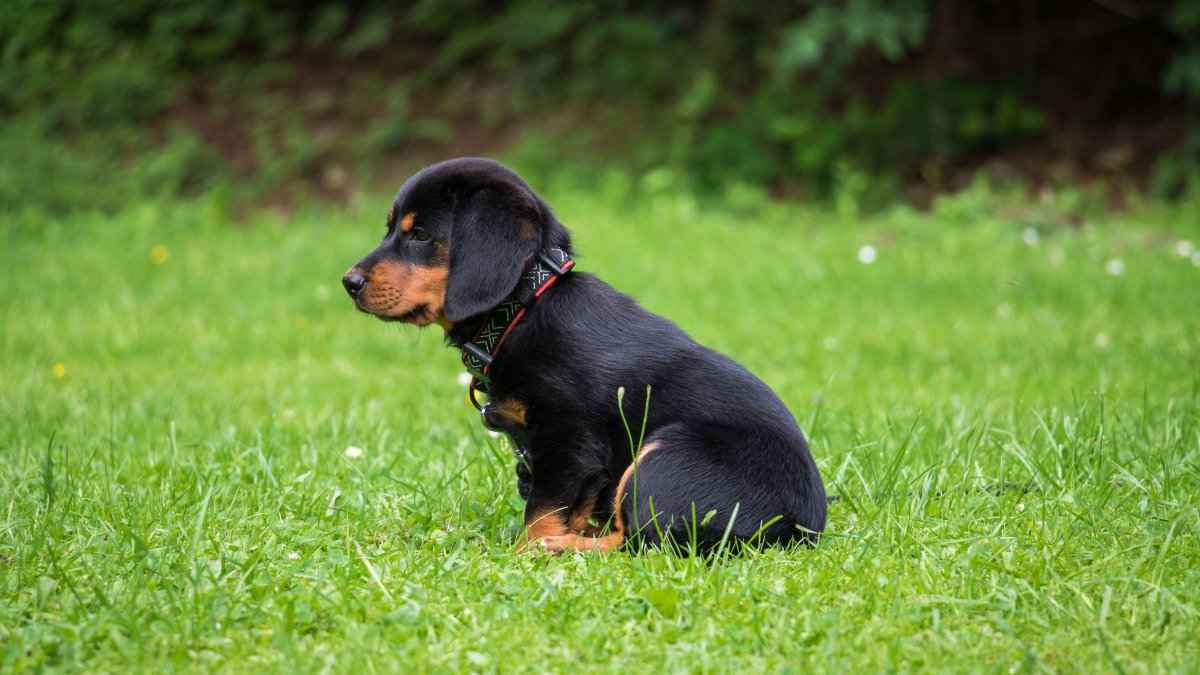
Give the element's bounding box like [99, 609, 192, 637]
[460, 248, 573, 409]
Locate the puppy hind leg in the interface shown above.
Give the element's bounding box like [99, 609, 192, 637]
[619, 443, 808, 553]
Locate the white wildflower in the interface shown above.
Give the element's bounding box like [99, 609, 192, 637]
[1022, 227, 1039, 246]
[344, 445, 365, 459]
[857, 245, 877, 264]
[1105, 258, 1125, 276]
[1175, 240, 1194, 258]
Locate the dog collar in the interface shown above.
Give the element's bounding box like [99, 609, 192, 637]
[461, 248, 574, 409]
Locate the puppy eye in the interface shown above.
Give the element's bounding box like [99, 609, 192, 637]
[411, 228, 432, 242]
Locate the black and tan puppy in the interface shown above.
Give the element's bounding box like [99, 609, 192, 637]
[343, 158, 826, 553]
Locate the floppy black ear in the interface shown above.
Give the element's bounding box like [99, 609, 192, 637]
[444, 188, 540, 321]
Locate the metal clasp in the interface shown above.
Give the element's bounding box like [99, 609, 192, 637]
[537, 250, 570, 275]
[462, 341, 494, 366]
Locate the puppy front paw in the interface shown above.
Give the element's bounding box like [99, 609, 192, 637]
[525, 533, 624, 554]
[533, 535, 572, 555]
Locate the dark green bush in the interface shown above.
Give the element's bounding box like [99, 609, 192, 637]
[1, 0, 1196, 212]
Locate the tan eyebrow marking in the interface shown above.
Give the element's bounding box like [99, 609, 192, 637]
[399, 212, 417, 232]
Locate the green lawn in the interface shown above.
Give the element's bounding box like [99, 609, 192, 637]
[2, 184, 1199, 673]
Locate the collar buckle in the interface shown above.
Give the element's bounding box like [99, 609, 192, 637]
[461, 341, 494, 368]
[537, 250, 570, 275]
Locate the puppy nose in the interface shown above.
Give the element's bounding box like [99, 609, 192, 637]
[342, 270, 367, 298]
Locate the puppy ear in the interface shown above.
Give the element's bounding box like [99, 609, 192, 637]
[444, 188, 540, 321]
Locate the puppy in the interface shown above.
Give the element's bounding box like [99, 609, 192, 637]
[344, 158, 826, 552]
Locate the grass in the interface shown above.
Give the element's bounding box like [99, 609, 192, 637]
[2, 183, 1199, 673]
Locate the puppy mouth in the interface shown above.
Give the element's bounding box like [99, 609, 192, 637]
[371, 304, 429, 324]
[351, 291, 432, 325]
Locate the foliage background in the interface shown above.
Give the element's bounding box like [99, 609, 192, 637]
[2, 0, 1199, 215]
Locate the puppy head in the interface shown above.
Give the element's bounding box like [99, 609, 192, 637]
[343, 158, 566, 327]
